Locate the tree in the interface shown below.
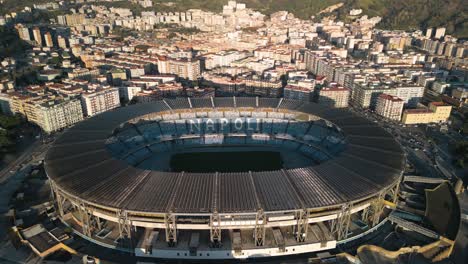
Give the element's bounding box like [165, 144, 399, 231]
[453, 141, 468, 168]
[0, 114, 21, 129]
[0, 130, 13, 150]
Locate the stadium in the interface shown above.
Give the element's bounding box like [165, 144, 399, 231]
[44, 97, 405, 260]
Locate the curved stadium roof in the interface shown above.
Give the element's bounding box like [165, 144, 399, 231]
[45, 97, 405, 214]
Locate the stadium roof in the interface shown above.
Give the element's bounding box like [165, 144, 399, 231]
[45, 97, 405, 214]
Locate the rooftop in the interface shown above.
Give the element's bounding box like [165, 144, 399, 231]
[379, 93, 403, 102]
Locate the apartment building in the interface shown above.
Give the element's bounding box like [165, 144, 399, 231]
[283, 85, 313, 102]
[9, 93, 35, 116]
[401, 102, 452, 124]
[133, 82, 183, 103]
[394, 85, 425, 107]
[375, 94, 404, 121]
[185, 87, 216, 98]
[157, 57, 201, 80]
[204, 51, 250, 69]
[318, 85, 350, 108]
[32, 27, 42, 46]
[15, 24, 30, 41]
[68, 68, 100, 80]
[28, 98, 84, 133]
[0, 93, 13, 115]
[156, 82, 184, 98]
[243, 76, 283, 97]
[119, 86, 142, 102]
[44, 32, 53, 48]
[254, 46, 292, 62]
[352, 84, 395, 109]
[81, 88, 120, 116]
[202, 73, 245, 96]
[57, 14, 86, 26]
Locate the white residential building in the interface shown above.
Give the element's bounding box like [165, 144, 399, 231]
[376, 94, 404, 121]
[81, 88, 120, 116]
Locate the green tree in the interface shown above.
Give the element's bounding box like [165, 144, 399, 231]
[0, 115, 21, 129]
[0, 130, 13, 150]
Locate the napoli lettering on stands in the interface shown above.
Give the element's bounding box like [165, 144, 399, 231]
[187, 118, 262, 133]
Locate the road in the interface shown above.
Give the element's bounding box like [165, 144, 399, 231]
[0, 141, 44, 185]
[0, 140, 51, 264]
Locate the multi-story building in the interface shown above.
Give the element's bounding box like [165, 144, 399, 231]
[204, 51, 250, 69]
[15, 24, 30, 41]
[57, 35, 67, 49]
[185, 87, 216, 98]
[425, 28, 433, 38]
[44, 32, 53, 47]
[254, 45, 292, 62]
[444, 42, 456, 57]
[27, 97, 84, 133]
[434, 27, 446, 39]
[352, 82, 425, 109]
[61, 14, 86, 26]
[394, 85, 425, 107]
[317, 85, 350, 108]
[135, 0, 153, 8]
[452, 87, 468, 101]
[109, 69, 128, 85]
[81, 88, 120, 117]
[0, 93, 13, 115]
[283, 85, 313, 102]
[429, 102, 452, 121]
[48, 83, 84, 96]
[8, 93, 35, 116]
[202, 73, 245, 96]
[375, 94, 404, 121]
[156, 82, 184, 98]
[119, 86, 142, 102]
[401, 102, 452, 124]
[158, 57, 201, 80]
[133, 82, 184, 103]
[351, 84, 394, 109]
[68, 68, 100, 80]
[243, 76, 283, 97]
[431, 81, 450, 94]
[57, 15, 67, 25]
[133, 90, 160, 103]
[32, 27, 42, 46]
[417, 75, 436, 88]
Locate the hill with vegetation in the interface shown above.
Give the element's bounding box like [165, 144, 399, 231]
[0, 26, 31, 60]
[0, 0, 466, 38]
[335, 0, 467, 39]
[151, 0, 467, 38]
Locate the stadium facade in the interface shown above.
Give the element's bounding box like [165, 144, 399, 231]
[44, 97, 405, 259]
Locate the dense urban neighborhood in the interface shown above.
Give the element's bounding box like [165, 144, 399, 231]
[0, 1, 466, 264]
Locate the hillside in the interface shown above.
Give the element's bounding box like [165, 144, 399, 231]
[335, 0, 468, 39]
[1, 0, 466, 38]
[151, 0, 467, 38]
[0, 26, 31, 60]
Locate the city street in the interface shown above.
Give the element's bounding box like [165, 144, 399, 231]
[0, 140, 51, 263]
[0, 140, 42, 184]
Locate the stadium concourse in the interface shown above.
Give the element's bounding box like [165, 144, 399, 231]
[44, 97, 405, 260]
